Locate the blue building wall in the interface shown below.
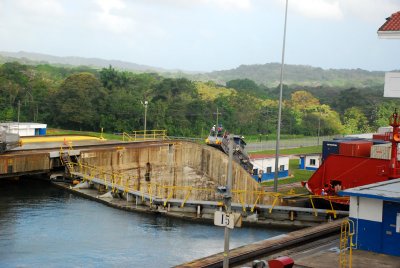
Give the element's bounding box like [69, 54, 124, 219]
[305, 166, 318, 171]
[382, 201, 400, 256]
[299, 157, 305, 169]
[351, 201, 400, 257]
[350, 217, 382, 253]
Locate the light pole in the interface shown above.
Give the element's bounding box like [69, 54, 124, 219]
[317, 108, 322, 146]
[223, 134, 233, 268]
[274, 0, 289, 193]
[142, 100, 148, 140]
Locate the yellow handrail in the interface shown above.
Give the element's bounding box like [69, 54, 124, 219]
[340, 218, 356, 268]
[122, 130, 167, 142]
[60, 145, 349, 215]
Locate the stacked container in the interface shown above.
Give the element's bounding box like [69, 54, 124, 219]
[370, 143, 400, 160]
[339, 140, 373, 157]
[322, 140, 342, 160]
[372, 133, 390, 142]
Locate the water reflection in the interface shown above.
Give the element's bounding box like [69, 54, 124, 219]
[0, 179, 287, 267]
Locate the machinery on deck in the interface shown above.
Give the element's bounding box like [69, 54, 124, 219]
[303, 110, 400, 205]
[205, 125, 253, 173]
[0, 127, 20, 153]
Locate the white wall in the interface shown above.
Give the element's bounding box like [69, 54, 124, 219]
[0, 123, 47, 137]
[350, 196, 383, 223]
[304, 155, 321, 169]
[251, 156, 289, 173]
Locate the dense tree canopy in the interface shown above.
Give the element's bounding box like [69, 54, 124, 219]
[0, 62, 392, 137]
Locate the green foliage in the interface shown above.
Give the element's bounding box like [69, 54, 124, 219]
[343, 107, 371, 133]
[263, 159, 314, 189]
[195, 81, 233, 100]
[250, 146, 322, 155]
[187, 63, 384, 88]
[0, 61, 390, 138]
[52, 72, 106, 130]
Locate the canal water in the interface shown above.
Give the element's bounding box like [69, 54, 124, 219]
[0, 179, 287, 267]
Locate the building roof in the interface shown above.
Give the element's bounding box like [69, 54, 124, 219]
[339, 178, 400, 202]
[378, 11, 400, 38]
[0, 122, 47, 128]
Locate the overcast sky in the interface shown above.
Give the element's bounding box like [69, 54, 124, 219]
[0, 0, 399, 72]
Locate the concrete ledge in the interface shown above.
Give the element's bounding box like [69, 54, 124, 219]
[174, 220, 342, 268]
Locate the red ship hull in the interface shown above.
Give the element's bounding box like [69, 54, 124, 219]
[304, 154, 394, 204]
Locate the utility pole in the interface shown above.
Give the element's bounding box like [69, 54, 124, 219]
[317, 108, 321, 146]
[17, 100, 21, 135]
[274, 0, 289, 192]
[142, 100, 148, 140]
[223, 134, 233, 268]
[213, 107, 222, 127]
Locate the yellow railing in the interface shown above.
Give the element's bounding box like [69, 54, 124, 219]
[122, 130, 168, 142]
[340, 218, 356, 268]
[60, 145, 349, 215]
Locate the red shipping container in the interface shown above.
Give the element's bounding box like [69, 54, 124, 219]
[373, 133, 390, 141]
[339, 140, 373, 157]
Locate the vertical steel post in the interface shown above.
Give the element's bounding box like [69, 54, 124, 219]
[317, 109, 321, 146]
[274, 0, 289, 192]
[143, 100, 148, 140]
[17, 100, 21, 135]
[223, 134, 233, 268]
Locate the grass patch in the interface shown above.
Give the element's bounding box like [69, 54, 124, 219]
[245, 134, 306, 142]
[250, 145, 322, 155]
[47, 128, 123, 141]
[263, 159, 314, 189]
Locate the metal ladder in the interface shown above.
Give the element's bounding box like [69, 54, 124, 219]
[339, 218, 356, 268]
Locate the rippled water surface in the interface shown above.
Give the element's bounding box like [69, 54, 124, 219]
[0, 179, 287, 267]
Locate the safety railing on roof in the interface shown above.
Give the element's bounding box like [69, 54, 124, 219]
[122, 130, 168, 142]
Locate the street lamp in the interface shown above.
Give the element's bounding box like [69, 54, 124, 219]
[141, 100, 148, 140]
[317, 108, 322, 146]
[273, 0, 289, 192]
[223, 134, 233, 268]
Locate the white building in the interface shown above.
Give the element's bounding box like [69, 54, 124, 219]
[339, 179, 400, 256]
[249, 154, 289, 182]
[298, 154, 321, 171]
[0, 122, 47, 137]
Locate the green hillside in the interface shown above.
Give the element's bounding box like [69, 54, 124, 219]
[186, 63, 386, 88]
[0, 51, 387, 88]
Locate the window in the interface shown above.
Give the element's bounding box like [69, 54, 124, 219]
[267, 167, 272, 174]
[309, 159, 316, 166]
[279, 165, 285, 171]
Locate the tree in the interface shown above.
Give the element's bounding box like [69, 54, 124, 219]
[52, 72, 106, 130]
[343, 107, 371, 134]
[373, 100, 400, 128]
[288, 90, 320, 111]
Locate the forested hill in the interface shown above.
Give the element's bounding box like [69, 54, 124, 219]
[0, 51, 386, 88]
[0, 51, 165, 73]
[0, 61, 398, 138]
[183, 63, 385, 88]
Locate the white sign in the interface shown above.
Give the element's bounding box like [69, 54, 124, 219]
[214, 211, 235, 229]
[384, 72, 400, 98]
[396, 213, 400, 233]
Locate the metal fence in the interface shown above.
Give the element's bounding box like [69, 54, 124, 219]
[245, 135, 336, 152]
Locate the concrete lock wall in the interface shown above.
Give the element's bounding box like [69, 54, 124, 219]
[79, 141, 260, 205]
[0, 153, 50, 175]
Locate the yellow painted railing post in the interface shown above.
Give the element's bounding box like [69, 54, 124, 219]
[309, 195, 318, 216]
[269, 194, 280, 213]
[181, 187, 192, 208]
[251, 192, 262, 212]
